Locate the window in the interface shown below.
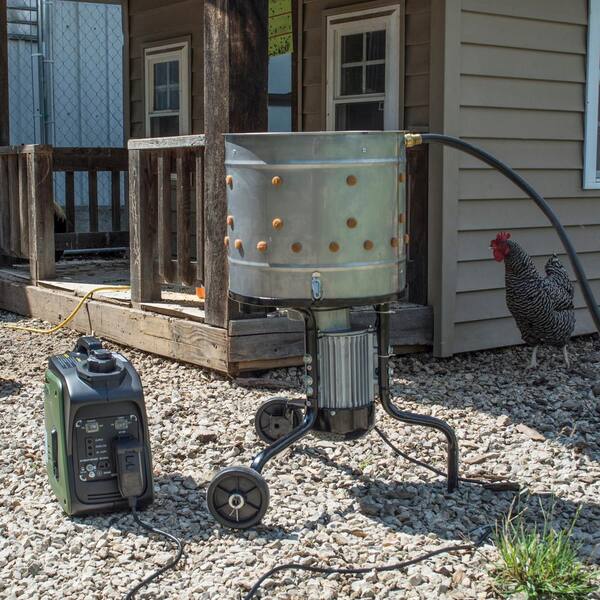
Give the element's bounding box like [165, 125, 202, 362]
[144, 42, 190, 137]
[585, 0, 600, 188]
[326, 6, 400, 131]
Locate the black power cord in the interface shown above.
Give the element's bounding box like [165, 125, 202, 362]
[374, 427, 520, 492]
[243, 526, 493, 600]
[124, 500, 185, 600]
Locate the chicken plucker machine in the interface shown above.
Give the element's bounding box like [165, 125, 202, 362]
[207, 131, 459, 529]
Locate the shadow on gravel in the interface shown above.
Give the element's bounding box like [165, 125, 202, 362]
[303, 447, 600, 564]
[391, 344, 600, 464]
[0, 378, 22, 398]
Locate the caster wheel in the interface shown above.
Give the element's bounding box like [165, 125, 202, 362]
[254, 397, 304, 444]
[207, 466, 269, 529]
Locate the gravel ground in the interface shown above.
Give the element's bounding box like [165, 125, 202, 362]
[1, 310, 599, 600]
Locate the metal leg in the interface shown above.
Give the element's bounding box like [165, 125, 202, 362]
[375, 303, 460, 492]
[250, 309, 319, 473]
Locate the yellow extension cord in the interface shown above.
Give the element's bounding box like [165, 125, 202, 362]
[3, 285, 131, 335]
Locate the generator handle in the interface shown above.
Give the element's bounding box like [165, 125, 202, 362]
[74, 336, 104, 356]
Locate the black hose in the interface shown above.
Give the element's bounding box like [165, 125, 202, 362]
[124, 505, 185, 600]
[416, 133, 600, 335]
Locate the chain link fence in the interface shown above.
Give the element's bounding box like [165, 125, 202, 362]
[7, 0, 126, 233]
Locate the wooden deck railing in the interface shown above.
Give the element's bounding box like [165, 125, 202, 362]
[0, 144, 129, 282]
[128, 135, 206, 304]
[0, 145, 55, 281]
[53, 147, 129, 252]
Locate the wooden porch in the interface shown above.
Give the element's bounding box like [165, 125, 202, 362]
[0, 1, 432, 374]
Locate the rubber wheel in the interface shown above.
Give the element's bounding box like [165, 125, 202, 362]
[207, 466, 270, 529]
[254, 397, 304, 444]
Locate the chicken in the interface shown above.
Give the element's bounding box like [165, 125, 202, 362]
[491, 232, 575, 369]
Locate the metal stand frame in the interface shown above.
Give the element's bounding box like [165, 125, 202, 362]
[247, 303, 460, 492]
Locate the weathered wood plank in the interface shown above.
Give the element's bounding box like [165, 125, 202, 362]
[127, 135, 206, 151]
[129, 149, 161, 303]
[407, 144, 428, 305]
[0, 156, 10, 257]
[88, 170, 98, 232]
[157, 152, 174, 283]
[17, 154, 29, 257]
[65, 171, 75, 233]
[27, 148, 55, 282]
[111, 170, 121, 232]
[0, 277, 228, 372]
[52, 147, 128, 171]
[7, 154, 19, 256]
[228, 305, 434, 362]
[55, 231, 129, 251]
[176, 150, 192, 285]
[195, 149, 204, 283]
[203, 0, 268, 328]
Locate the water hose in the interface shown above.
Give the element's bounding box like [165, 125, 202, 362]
[3, 285, 130, 334]
[405, 132, 600, 335]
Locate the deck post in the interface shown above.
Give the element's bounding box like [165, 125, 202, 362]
[203, 0, 268, 328]
[27, 146, 55, 282]
[129, 148, 161, 304]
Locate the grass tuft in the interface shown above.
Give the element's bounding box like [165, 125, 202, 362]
[493, 505, 598, 599]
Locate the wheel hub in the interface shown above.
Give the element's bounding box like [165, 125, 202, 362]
[228, 493, 245, 510]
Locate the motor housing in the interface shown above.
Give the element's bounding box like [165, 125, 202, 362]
[312, 327, 377, 440]
[44, 336, 153, 516]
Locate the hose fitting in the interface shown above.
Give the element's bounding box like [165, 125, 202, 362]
[404, 133, 423, 148]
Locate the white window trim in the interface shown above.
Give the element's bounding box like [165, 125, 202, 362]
[144, 42, 191, 137]
[584, 0, 600, 188]
[326, 5, 401, 131]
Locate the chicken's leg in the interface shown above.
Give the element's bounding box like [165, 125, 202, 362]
[528, 345, 539, 370]
[562, 345, 571, 369]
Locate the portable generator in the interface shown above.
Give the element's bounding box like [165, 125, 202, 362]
[207, 131, 459, 529]
[44, 336, 153, 516]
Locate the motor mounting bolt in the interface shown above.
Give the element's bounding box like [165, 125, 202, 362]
[272, 175, 283, 186]
[329, 241, 340, 253]
[346, 175, 357, 186]
[390, 237, 399, 248]
[291, 242, 302, 253]
[257, 241, 268, 252]
[224, 236, 230, 247]
[346, 217, 357, 229]
[234, 239, 243, 250]
[226, 175, 233, 188]
[363, 240, 374, 250]
[272, 218, 284, 230]
[227, 215, 234, 227]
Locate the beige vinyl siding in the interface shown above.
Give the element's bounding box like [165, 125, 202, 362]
[451, 0, 599, 354]
[301, 0, 430, 131]
[127, 0, 203, 139]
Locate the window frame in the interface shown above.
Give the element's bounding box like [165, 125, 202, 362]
[584, 0, 600, 188]
[144, 41, 191, 138]
[325, 5, 401, 131]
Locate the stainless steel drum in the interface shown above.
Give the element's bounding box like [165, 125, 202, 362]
[224, 131, 407, 306]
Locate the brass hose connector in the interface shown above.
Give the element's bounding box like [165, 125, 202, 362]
[405, 133, 423, 148]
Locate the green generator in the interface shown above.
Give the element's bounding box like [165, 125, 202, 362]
[44, 336, 154, 516]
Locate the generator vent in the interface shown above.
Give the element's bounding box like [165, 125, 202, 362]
[318, 329, 376, 410]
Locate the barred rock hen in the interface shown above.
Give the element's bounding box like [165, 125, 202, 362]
[491, 232, 575, 368]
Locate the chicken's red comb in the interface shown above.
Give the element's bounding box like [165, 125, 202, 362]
[495, 231, 511, 242]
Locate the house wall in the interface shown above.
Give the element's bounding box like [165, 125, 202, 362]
[300, 0, 430, 131]
[433, 0, 600, 355]
[127, 0, 203, 139]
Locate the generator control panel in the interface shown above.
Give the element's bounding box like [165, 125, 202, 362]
[75, 414, 141, 482]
